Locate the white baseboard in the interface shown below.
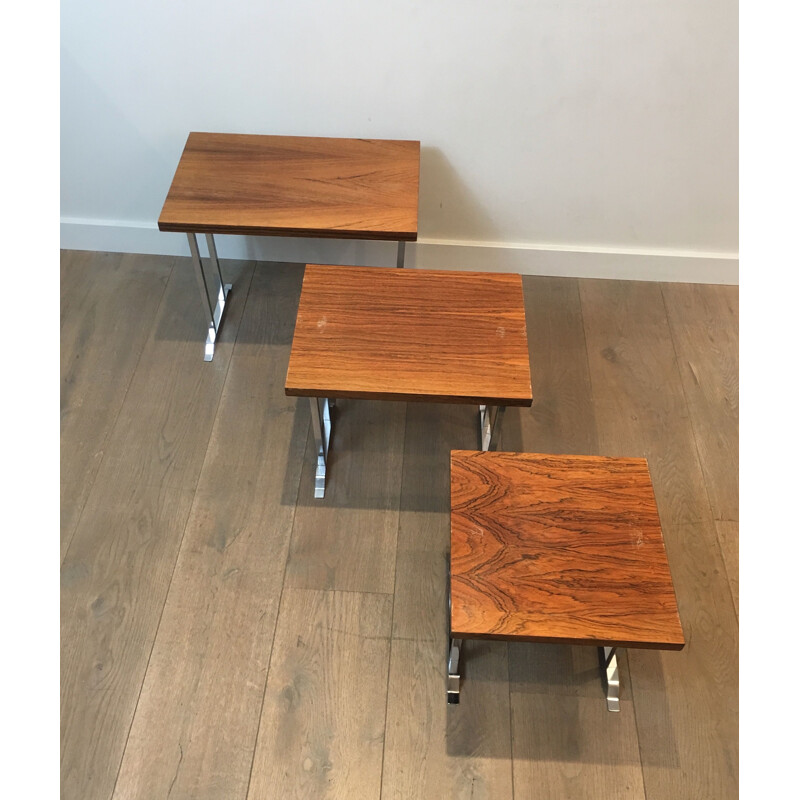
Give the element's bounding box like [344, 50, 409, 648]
[60, 217, 739, 284]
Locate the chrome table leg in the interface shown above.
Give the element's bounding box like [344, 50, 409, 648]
[310, 397, 332, 499]
[599, 646, 621, 712]
[186, 232, 232, 361]
[479, 405, 506, 451]
[396, 240, 406, 268]
[447, 638, 463, 704]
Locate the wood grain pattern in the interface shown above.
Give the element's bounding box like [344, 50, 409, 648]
[391, 402, 474, 642]
[510, 694, 646, 799]
[450, 450, 684, 649]
[110, 264, 306, 800]
[383, 405, 514, 798]
[381, 639, 513, 800]
[285, 265, 533, 405]
[580, 279, 738, 799]
[715, 520, 738, 615]
[517, 275, 599, 455]
[60, 251, 172, 560]
[284, 397, 405, 594]
[247, 588, 393, 799]
[60, 258, 251, 800]
[662, 283, 738, 523]
[158, 132, 420, 240]
[60, 252, 738, 800]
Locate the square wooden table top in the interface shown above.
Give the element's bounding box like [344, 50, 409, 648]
[450, 451, 685, 650]
[158, 132, 420, 240]
[284, 265, 533, 406]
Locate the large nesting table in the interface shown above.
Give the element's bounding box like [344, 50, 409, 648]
[448, 450, 684, 710]
[285, 265, 533, 498]
[158, 132, 420, 360]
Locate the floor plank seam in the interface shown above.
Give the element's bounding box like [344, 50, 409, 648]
[628, 667, 651, 800]
[575, 279, 600, 456]
[378, 401, 408, 800]
[60, 260, 739, 799]
[61, 255, 178, 567]
[109, 258, 249, 800]
[243, 406, 309, 800]
[659, 283, 740, 622]
[507, 642, 517, 800]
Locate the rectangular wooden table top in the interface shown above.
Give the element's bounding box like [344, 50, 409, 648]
[450, 451, 685, 650]
[285, 265, 533, 406]
[157, 132, 420, 240]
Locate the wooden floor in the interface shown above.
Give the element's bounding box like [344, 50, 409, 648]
[61, 250, 738, 800]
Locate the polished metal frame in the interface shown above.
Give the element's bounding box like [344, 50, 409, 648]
[309, 397, 333, 499]
[447, 638, 462, 704]
[308, 399, 510, 499]
[446, 641, 623, 711]
[187, 232, 232, 361]
[479, 404, 506, 451]
[600, 646, 620, 712]
[189, 236, 407, 360]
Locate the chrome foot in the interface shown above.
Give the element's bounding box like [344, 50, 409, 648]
[187, 232, 231, 362]
[447, 638, 462, 704]
[203, 282, 232, 361]
[600, 646, 620, 712]
[310, 397, 332, 499]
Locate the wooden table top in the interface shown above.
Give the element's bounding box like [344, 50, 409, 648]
[450, 451, 685, 650]
[284, 265, 533, 406]
[158, 132, 420, 240]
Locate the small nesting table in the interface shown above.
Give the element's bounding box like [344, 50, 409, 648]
[158, 132, 420, 360]
[285, 265, 533, 498]
[448, 450, 684, 710]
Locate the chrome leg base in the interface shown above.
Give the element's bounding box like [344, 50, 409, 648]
[310, 397, 333, 499]
[447, 638, 462, 704]
[203, 282, 232, 361]
[479, 405, 506, 451]
[187, 232, 231, 362]
[599, 646, 621, 712]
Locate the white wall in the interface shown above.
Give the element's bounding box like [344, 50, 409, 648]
[61, 1, 738, 282]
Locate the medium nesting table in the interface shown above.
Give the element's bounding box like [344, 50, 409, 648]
[285, 265, 533, 498]
[448, 450, 684, 710]
[158, 132, 421, 360]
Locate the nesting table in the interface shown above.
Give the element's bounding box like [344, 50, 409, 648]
[158, 132, 420, 360]
[285, 265, 533, 498]
[448, 450, 684, 710]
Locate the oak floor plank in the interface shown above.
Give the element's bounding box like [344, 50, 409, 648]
[60, 249, 121, 332]
[392, 401, 474, 642]
[60, 251, 173, 559]
[662, 283, 739, 616]
[579, 279, 738, 799]
[381, 638, 513, 800]
[284, 397, 405, 594]
[60, 251, 738, 800]
[715, 520, 739, 615]
[510, 695, 646, 799]
[247, 588, 393, 800]
[580, 280, 714, 526]
[510, 277, 646, 797]
[662, 283, 738, 523]
[60, 257, 253, 800]
[513, 275, 599, 456]
[110, 264, 307, 800]
[382, 401, 512, 799]
[509, 641, 629, 698]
